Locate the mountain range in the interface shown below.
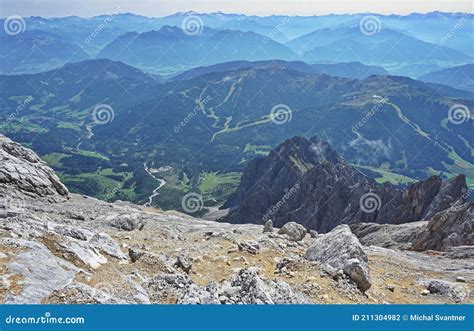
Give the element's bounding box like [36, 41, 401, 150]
[97, 26, 295, 68]
[1, 58, 473, 211]
[295, 27, 471, 71]
[0, 30, 90, 74]
[419, 63, 474, 93]
[172, 60, 389, 80]
[2, 12, 473, 77]
[1, 10, 474, 307]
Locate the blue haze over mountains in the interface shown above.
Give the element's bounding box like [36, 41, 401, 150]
[0, 11, 473, 211]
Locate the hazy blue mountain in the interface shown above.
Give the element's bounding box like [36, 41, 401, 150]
[97, 25, 295, 69]
[419, 64, 474, 93]
[381, 12, 474, 55]
[8, 12, 472, 58]
[390, 63, 444, 78]
[286, 27, 353, 54]
[172, 60, 388, 80]
[158, 12, 356, 40]
[0, 30, 90, 74]
[298, 27, 471, 68]
[10, 14, 164, 56]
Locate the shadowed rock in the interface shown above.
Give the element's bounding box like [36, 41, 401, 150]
[412, 201, 473, 251]
[222, 136, 467, 233]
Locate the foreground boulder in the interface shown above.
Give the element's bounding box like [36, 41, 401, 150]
[305, 225, 371, 292]
[179, 267, 310, 304]
[418, 279, 469, 303]
[263, 220, 274, 233]
[0, 134, 68, 198]
[412, 201, 473, 251]
[277, 222, 307, 241]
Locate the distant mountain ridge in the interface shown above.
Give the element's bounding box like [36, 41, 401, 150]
[295, 27, 471, 69]
[419, 64, 474, 93]
[0, 30, 90, 74]
[97, 25, 295, 68]
[4, 12, 472, 75]
[172, 60, 389, 80]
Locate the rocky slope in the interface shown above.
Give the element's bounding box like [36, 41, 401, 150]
[413, 201, 474, 251]
[223, 136, 467, 233]
[0, 134, 472, 304]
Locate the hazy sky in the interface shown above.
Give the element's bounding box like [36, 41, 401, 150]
[1, 0, 472, 17]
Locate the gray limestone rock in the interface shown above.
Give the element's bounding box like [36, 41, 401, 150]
[277, 222, 307, 241]
[0, 134, 68, 198]
[238, 240, 260, 254]
[263, 219, 274, 233]
[305, 225, 371, 292]
[421, 279, 469, 303]
[413, 202, 473, 251]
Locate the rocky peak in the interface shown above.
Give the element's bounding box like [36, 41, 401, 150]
[0, 134, 68, 199]
[222, 136, 467, 233]
[412, 201, 474, 251]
